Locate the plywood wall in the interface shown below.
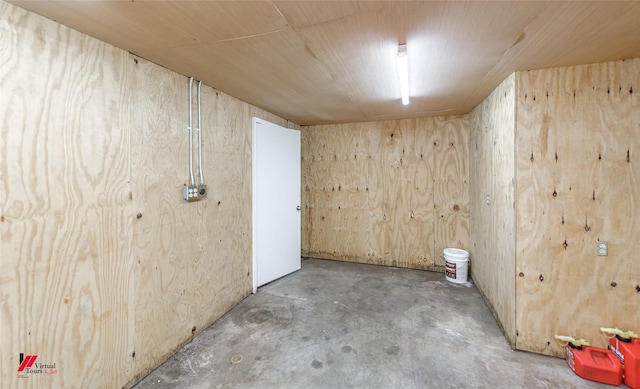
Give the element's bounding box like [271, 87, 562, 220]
[515, 58, 640, 356]
[301, 117, 469, 271]
[0, 3, 291, 387]
[469, 74, 517, 346]
[0, 4, 135, 387]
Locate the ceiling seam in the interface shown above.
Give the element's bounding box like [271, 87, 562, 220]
[271, 1, 368, 122]
[459, 3, 548, 112]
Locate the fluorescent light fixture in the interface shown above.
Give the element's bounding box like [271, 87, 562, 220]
[397, 43, 409, 105]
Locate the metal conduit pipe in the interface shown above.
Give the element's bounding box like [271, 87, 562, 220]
[197, 80, 205, 185]
[188, 77, 195, 186]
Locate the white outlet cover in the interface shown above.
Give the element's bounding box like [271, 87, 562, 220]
[596, 241, 608, 256]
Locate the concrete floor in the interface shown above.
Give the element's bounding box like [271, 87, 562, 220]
[134, 258, 614, 389]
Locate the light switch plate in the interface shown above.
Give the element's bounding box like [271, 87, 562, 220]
[596, 240, 608, 256]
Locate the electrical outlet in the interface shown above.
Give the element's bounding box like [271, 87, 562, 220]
[183, 185, 200, 201]
[198, 184, 207, 199]
[486, 194, 491, 205]
[596, 240, 608, 256]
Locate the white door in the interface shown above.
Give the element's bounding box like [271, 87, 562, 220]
[252, 118, 301, 292]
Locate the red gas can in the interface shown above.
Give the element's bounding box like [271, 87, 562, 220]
[564, 343, 623, 386]
[609, 335, 640, 389]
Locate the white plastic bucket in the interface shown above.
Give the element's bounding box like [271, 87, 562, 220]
[444, 248, 469, 284]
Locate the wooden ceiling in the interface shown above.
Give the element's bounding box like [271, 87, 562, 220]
[9, 1, 640, 125]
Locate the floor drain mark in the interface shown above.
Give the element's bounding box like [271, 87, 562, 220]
[231, 354, 243, 364]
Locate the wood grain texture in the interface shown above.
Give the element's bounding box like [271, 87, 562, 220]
[515, 58, 640, 356]
[1, 3, 134, 387]
[469, 74, 517, 346]
[301, 117, 469, 271]
[433, 116, 470, 270]
[128, 56, 197, 380]
[1, 3, 293, 387]
[127, 56, 292, 385]
[9, 1, 640, 125]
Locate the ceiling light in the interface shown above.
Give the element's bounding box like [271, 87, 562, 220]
[397, 43, 409, 105]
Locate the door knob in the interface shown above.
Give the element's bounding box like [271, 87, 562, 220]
[296, 206, 301, 211]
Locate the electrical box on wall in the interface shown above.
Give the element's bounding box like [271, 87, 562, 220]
[198, 184, 207, 199]
[597, 240, 608, 256]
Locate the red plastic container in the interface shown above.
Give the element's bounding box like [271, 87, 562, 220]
[564, 343, 622, 386]
[609, 335, 640, 389]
